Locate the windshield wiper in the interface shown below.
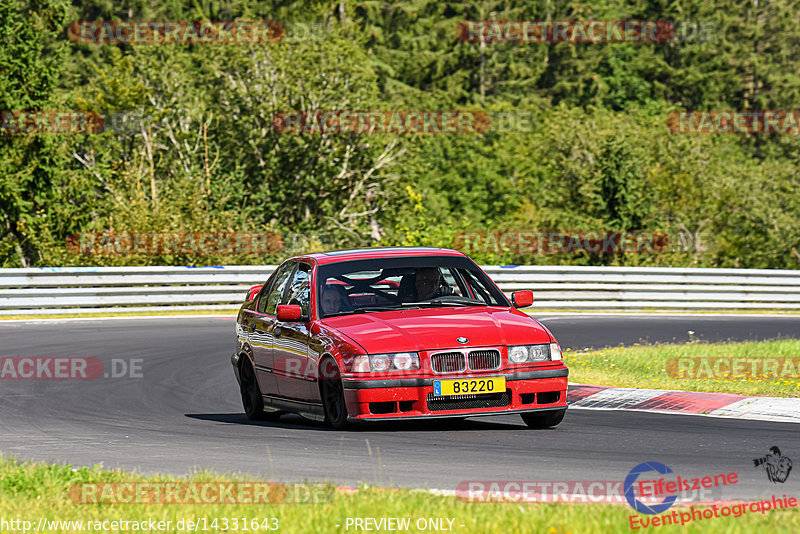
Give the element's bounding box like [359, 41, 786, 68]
[324, 306, 403, 318]
[401, 297, 488, 307]
[353, 306, 404, 313]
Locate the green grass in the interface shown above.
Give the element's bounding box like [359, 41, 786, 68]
[1, 457, 798, 533]
[564, 339, 800, 397]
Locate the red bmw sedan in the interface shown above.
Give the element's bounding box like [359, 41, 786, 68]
[232, 247, 568, 429]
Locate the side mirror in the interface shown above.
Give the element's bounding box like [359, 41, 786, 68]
[511, 290, 534, 308]
[277, 304, 303, 321]
[246, 285, 263, 302]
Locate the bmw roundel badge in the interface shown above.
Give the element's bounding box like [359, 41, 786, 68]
[457, 337, 468, 344]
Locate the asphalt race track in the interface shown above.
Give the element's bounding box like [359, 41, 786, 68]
[1, 315, 799, 501]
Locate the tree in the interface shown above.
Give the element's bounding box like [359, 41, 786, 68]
[0, 0, 72, 267]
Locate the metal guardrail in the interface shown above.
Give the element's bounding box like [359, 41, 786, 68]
[1, 264, 800, 315]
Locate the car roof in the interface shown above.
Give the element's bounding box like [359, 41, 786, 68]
[292, 247, 467, 265]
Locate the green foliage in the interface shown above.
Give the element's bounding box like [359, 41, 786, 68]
[0, 0, 72, 267]
[1, 0, 799, 269]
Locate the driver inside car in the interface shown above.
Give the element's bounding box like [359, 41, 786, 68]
[397, 268, 456, 302]
[414, 268, 442, 300]
[412, 267, 455, 300]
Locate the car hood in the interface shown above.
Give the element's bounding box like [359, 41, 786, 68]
[320, 307, 552, 354]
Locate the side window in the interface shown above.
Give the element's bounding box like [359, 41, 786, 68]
[258, 262, 295, 315]
[442, 268, 465, 297]
[285, 264, 311, 317]
[456, 268, 501, 305]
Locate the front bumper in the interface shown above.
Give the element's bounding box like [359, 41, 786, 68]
[342, 367, 568, 420]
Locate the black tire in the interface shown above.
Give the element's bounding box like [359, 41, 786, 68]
[320, 359, 349, 429]
[521, 409, 566, 429]
[239, 358, 281, 421]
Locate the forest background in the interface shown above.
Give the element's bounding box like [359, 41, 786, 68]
[1, 0, 799, 268]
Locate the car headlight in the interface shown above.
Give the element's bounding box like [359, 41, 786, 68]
[352, 352, 421, 373]
[507, 343, 561, 363]
[509, 345, 530, 363]
[392, 352, 415, 370]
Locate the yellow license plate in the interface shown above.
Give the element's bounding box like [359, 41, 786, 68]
[433, 376, 506, 396]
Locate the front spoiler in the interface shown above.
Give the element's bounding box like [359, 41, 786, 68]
[347, 405, 567, 422]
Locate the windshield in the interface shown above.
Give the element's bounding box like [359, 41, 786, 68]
[317, 255, 508, 318]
